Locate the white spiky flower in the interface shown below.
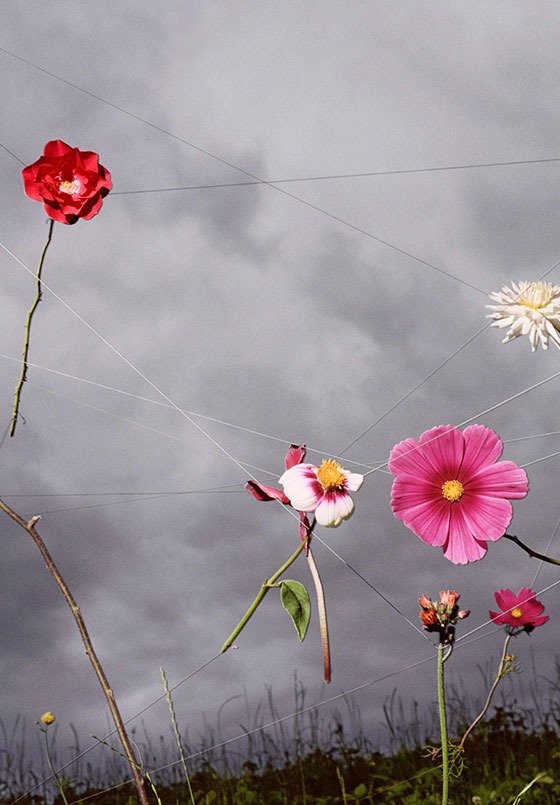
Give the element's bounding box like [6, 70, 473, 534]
[486, 281, 560, 351]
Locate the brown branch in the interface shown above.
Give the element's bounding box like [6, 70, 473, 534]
[0, 499, 149, 805]
[504, 533, 560, 567]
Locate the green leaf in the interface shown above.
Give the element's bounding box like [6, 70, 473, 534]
[280, 580, 311, 641]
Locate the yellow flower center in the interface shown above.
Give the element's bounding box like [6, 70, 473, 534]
[518, 282, 555, 310]
[59, 178, 82, 195]
[316, 459, 346, 491]
[511, 607, 523, 619]
[441, 480, 464, 502]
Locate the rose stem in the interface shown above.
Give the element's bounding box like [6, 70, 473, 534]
[10, 218, 54, 437]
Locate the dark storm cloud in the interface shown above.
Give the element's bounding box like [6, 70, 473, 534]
[1, 2, 560, 788]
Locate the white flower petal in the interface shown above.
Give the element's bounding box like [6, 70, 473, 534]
[315, 492, 354, 528]
[344, 472, 364, 492]
[279, 464, 322, 511]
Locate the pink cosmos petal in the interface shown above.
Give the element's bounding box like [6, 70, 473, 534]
[444, 505, 488, 563]
[418, 425, 464, 479]
[457, 493, 512, 541]
[393, 492, 451, 547]
[460, 425, 503, 476]
[388, 436, 444, 482]
[469, 462, 529, 499]
[315, 490, 354, 527]
[279, 464, 323, 512]
[493, 588, 518, 611]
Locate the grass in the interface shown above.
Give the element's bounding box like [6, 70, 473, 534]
[2, 668, 560, 805]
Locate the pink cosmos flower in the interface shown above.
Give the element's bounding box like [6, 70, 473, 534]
[279, 458, 363, 528]
[490, 587, 549, 633]
[389, 424, 528, 564]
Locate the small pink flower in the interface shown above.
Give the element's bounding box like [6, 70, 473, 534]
[279, 459, 363, 528]
[490, 587, 549, 633]
[389, 425, 529, 564]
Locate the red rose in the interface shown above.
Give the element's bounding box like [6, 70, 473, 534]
[22, 140, 112, 225]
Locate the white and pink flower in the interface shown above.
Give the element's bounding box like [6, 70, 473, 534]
[279, 459, 363, 528]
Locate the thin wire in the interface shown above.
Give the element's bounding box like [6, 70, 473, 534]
[312, 533, 429, 641]
[106, 155, 560, 194]
[342, 260, 560, 459]
[362, 367, 560, 478]
[26, 382, 282, 477]
[0, 47, 484, 295]
[0, 140, 25, 165]
[12, 651, 224, 804]
[13, 487, 244, 517]
[505, 431, 560, 442]
[531, 515, 560, 589]
[0, 240, 267, 487]
[339, 321, 491, 457]
[0, 353, 370, 469]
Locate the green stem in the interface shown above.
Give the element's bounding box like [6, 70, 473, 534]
[457, 633, 512, 752]
[42, 726, 69, 805]
[10, 218, 54, 437]
[504, 533, 560, 566]
[437, 643, 452, 805]
[221, 538, 308, 652]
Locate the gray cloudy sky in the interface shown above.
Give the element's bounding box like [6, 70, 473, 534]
[2, 0, 560, 787]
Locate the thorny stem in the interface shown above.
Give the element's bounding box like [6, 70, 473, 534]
[437, 643, 453, 805]
[504, 533, 560, 566]
[0, 499, 150, 805]
[10, 218, 54, 437]
[221, 537, 309, 652]
[457, 633, 512, 752]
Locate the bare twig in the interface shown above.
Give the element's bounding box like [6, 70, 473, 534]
[504, 533, 560, 566]
[0, 499, 150, 805]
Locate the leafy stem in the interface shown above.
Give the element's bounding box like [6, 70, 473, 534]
[10, 218, 54, 437]
[221, 536, 309, 653]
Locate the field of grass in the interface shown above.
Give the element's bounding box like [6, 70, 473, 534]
[3, 669, 560, 805]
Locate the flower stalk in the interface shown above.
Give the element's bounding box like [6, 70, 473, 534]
[437, 642, 453, 805]
[221, 537, 308, 653]
[38, 714, 69, 805]
[504, 533, 560, 566]
[0, 499, 149, 805]
[458, 634, 513, 752]
[10, 218, 54, 437]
